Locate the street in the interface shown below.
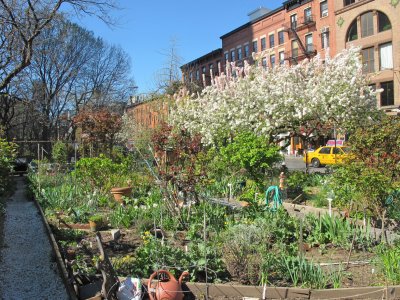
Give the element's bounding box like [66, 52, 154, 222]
[284, 155, 327, 173]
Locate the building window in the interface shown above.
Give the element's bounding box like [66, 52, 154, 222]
[361, 47, 374, 73]
[304, 7, 312, 23]
[216, 60, 220, 75]
[321, 31, 329, 49]
[361, 11, 374, 37]
[378, 12, 391, 32]
[380, 81, 394, 106]
[244, 44, 249, 57]
[379, 43, 393, 70]
[262, 57, 267, 68]
[196, 70, 200, 81]
[202, 66, 206, 74]
[269, 34, 275, 48]
[252, 40, 258, 53]
[320, 1, 328, 18]
[290, 14, 297, 29]
[261, 37, 266, 51]
[292, 40, 299, 58]
[270, 54, 276, 68]
[224, 52, 229, 62]
[347, 20, 358, 41]
[279, 51, 285, 65]
[344, 0, 355, 6]
[238, 47, 243, 60]
[189, 72, 193, 82]
[278, 31, 284, 45]
[305, 34, 313, 52]
[209, 63, 214, 75]
[230, 50, 235, 62]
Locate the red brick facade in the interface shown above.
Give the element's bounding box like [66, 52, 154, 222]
[181, 0, 399, 111]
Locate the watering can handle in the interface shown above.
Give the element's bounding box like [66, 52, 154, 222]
[148, 270, 175, 300]
[178, 271, 190, 285]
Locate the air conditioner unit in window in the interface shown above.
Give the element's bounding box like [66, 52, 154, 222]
[321, 26, 329, 33]
[322, 11, 328, 17]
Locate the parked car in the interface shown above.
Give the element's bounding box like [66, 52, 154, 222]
[303, 146, 351, 167]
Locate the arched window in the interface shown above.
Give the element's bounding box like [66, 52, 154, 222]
[347, 20, 358, 42]
[378, 12, 391, 32]
[361, 11, 374, 37]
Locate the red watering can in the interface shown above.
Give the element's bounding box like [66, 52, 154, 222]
[148, 270, 189, 300]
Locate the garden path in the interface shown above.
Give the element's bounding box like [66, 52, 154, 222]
[0, 177, 68, 299]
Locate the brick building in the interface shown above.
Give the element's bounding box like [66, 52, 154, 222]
[182, 0, 337, 85]
[181, 0, 399, 110]
[334, 0, 399, 111]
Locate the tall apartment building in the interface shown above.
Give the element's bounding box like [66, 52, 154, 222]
[335, 0, 399, 111]
[181, 0, 399, 111]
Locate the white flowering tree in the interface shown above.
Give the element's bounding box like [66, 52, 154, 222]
[171, 47, 379, 146]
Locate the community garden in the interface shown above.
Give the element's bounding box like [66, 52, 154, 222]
[1, 47, 400, 298]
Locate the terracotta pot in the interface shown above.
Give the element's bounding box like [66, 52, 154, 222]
[148, 270, 189, 300]
[89, 220, 98, 232]
[110, 186, 132, 204]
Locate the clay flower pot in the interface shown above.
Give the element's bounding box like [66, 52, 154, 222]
[110, 186, 132, 204]
[89, 220, 98, 232]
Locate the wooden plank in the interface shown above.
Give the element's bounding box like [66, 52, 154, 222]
[311, 286, 397, 299]
[33, 195, 79, 300]
[185, 283, 310, 299]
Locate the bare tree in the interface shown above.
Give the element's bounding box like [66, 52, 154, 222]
[8, 18, 134, 143]
[153, 37, 183, 94]
[73, 41, 135, 108]
[0, 0, 117, 93]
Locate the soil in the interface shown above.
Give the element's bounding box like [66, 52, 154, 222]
[304, 245, 383, 287]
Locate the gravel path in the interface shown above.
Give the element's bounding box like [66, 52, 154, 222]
[0, 177, 69, 300]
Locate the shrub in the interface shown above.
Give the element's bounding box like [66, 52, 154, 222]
[0, 133, 17, 195]
[52, 141, 68, 164]
[375, 243, 400, 284]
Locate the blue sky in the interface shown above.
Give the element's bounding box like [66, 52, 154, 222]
[73, 0, 282, 95]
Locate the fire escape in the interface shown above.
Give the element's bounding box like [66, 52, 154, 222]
[282, 14, 317, 64]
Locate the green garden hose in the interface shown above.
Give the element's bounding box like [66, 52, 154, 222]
[265, 185, 283, 212]
[386, 190, 400, 206]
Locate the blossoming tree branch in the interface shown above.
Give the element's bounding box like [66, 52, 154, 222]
[171, 47, 379, 146]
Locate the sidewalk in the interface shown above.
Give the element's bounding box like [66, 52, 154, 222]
[0, 177, 68, 299]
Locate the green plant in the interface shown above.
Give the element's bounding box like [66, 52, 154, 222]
[304, 214, 373, 250]
[331, 115, 400, 239]
[375, 244, 400, 284]
[130, 231, 188, 279]
[0, 131, 17, 194]
[221, 209, 299, 284]
[329, 264, 344, 288]
[89, 214, 103, 223]
[52, 141, 68, 164]
[73, 155, 137, 192]
[186, 241, 229, 283]
[109, 206, 135, 228]
[219, 132, 282, 187]
[281, 255, 327, 289]
[111, 255, 137, 276]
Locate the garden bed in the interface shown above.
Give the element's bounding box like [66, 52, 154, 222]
[27, 155, 400, 299]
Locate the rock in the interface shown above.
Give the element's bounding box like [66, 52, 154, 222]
[110, 229, 121, 241]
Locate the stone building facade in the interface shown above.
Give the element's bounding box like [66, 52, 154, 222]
[334, 0, 399, 110]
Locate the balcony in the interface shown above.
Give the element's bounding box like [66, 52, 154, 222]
[284, 44, 317, 62]
[284, 15, 316, 35]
